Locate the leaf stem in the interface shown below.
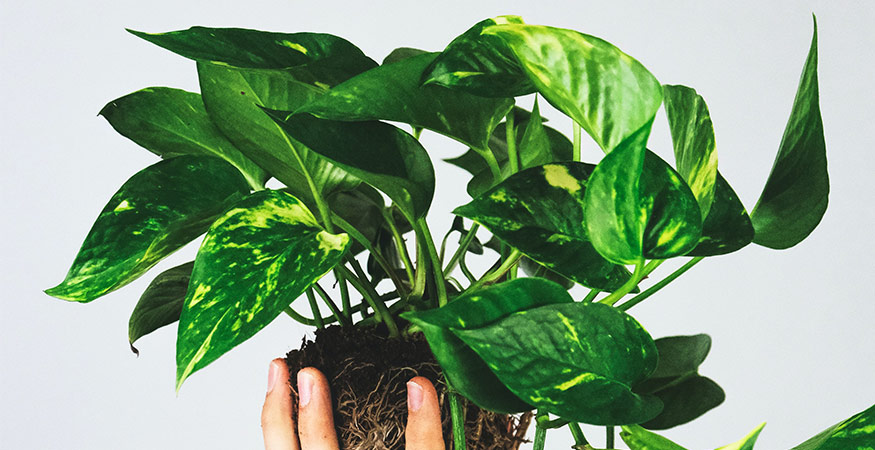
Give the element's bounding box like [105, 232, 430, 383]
[341, 262, 400, 338]
[475, 146, 502, 182]
[618, 256, 704, 311]
[415, 217, 448, 307]
[533, 410, 548, 450]
[573, 121, 582, 162]
[337, 273, 352, 321]
[506, 110, 519, 174]
[567, 422, 589, 447]
[582, 289, 600, 303]
[442, 223, 480, 277]
[466, 249, 522, 292]
[332, 214, 407, 296]
[606, 426, 615, 449]
[449, 390, 467, 450]
[305, 288, 324, 329]
[599, 260, 647, 307]
[382, 207, 416, 286]
[313, 283, 351, 327]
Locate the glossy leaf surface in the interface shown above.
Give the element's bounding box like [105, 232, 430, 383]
[751, 19, 828, 249]
[687, 173, 754, 256]
[263, 111, 435, 220]
[422, 16, 535, 97]
[790, 403, 875, 450]
[46, 156, 250, 302]
[483, 23, 662, 152]
[99, 87, 266, 188]
[298, 52, 514, 150]
[585, 146, 702, 265]
[663, 84, 718, 217]
[176, 190, 349, 389]
[454, 302, 661, 425]
[621, 425, 688, 450]
[128, 261, 192, 354]
[454, 162, 631, 291]
[403, 278, 572, 413]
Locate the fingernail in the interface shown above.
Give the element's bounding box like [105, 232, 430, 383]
[407, 381, 423, 412]
[267, 361, 280, 393]
[297, 370, 314, 407]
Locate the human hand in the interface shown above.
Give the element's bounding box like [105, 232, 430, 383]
[262, 358, 445, 450]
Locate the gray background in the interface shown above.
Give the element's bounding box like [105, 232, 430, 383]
[2, 1, 873, 448]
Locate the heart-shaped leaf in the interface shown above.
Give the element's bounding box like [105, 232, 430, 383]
[482, 23, 663, 153]
[454, 162, 631, 291]
[46, 156, 250, 302]
[422, 16, 535, 97]
[585, 144, 703, 265]
[176, 190, 349, 389]
[263, 111, 435, 221]
[453, 302, 662, 425]
[751, 18, 828, 249]
[128, 261, 193, 355]
[297, 52, 514, 151]
[99, 87, 266, 188]
[402, 278, 571, 413]
[791, 403, 875, 450]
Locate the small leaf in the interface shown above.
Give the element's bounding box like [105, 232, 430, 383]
[382, 47, 429, 65]
[176, 190, 349, 390]
[402, 278, 572, 413]
[790, 403, 875, 450]
[99, 87, 266, 188]
[621, 425, 689, 450]
[422, 16, 535, 97]
[716, 423, 766, 450]
[297, 52, 514, 150]
[584, 145, 702, 265]
[751, 18, 828, 249]
[128, 261, 193, 355]
[454, 302, 661, 425]
[663, 84, 719, 218]
[46, 156, 250, 302]
[640, 376, 725, 430]
[263, 111, 435, 221]
[519, 256, 574, 290]
[454, 162, 631, 291]
[687, 173, 754, 256]
[483, 23, 663, 152]
[650, 334, 712, 379]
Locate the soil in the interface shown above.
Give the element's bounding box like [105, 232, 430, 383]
[285, 325, 532, 450]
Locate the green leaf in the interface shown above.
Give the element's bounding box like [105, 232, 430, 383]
[262, 111, 435, 221]
[751, 18, 828, 249]
[128, 261, 192, 355]
[197, 63, 360, 201]
[453, 302, 661, 425]
[483, 23, 663, 152]
[402, 278, 572, 413]
[176, 190, 349, 390]
[621, 424, 689, 450]
[716, 423, 767, 450]
[790, 404, 875, 450]
[99, 87, 266, 189]
[663, 85, 719, 218]
[422, 16, 535, 97]
[687, 173, 754, 256]
[128, 27, 377, 83]
[296, 52, 514, 150]
[584, 145, 703, 265]
[649, 334, 712, 379]
[519, 256, 574, 290]
[46, 156, 251, 302]
[382, 47, 429, 65]
[454, 162, 631, 291]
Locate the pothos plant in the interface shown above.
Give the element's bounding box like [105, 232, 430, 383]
[46, 14, 874, 450]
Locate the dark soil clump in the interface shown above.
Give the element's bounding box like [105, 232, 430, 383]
[285, 325, 531, 450]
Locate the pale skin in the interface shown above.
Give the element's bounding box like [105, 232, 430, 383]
[262, 358, 446, 450]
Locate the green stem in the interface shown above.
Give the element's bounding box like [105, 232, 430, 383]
[567, 422, 588, 447]
[606, 426, 615, 449]
[415, 217, 448, 307]
[599, 260, 647, 307]
[337, 271, 352, 320]
[506, 110, 519, 174]
[573, 121, 582, 162]
[467, 249, 522, 292]
[618, 256, 704, 311]
[458, 253, 477, 285]
[582, 289, 600, 303]
[474, 146, 502, 182]
[285, 303, 369, 327]
[332, 214, 407, 296]
[449, 391, 467, 450]
[279, 133, 335, 233]
[342, 262, 400, 338]
[305, 288, 324, 329]
[533, 410, 548, 450]
[442, 223, 480, 277]
[313, 283, 351, 327]
[382, 207, 416, 286]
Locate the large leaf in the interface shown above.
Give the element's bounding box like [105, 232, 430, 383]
[790, 403, 875, 450]
[482, 23, 663, 153]
[128, 261, 192, 355]
[128, 27, 377, 83]
[46, 156, 250, 302]
[297, 52, 514, 150]
[663, 85, 718, 218]
[422, 16, 535, 97]
[197, 63, 360, 202]
[176, 190, 349, 389]
[687, 173, 754, 256]
[454, 162, 631, 291]
[99, 87, 266, 188]
[454, 302, 662, 425]
[751, 18, 828, 249]
[584, 144, 703, 265]
[263, 111, 435, 220]
[402, 278, 572, 413]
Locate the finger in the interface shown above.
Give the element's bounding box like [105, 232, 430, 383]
[405, 377, 445, 450]
[262, 359, 300, 450]
[297, 367, 340, 450]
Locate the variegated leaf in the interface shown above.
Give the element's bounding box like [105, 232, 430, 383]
[715, 423, 766, 450]
[482, 23, 663, 153]
[620, 425, 688, 450]
[46, 156, 250, 302]
[687, 173, 754, 256]
[176, 190, 349, 389]
[128, 261, 193, 355]
[454, 162, 631, 291]
[791, 403, 875, 450]
[453, 302, 662, 425]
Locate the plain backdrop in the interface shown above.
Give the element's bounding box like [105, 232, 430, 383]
[2, 1, 874, 449]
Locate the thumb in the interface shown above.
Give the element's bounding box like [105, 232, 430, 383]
[405, 377, 445, 450]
